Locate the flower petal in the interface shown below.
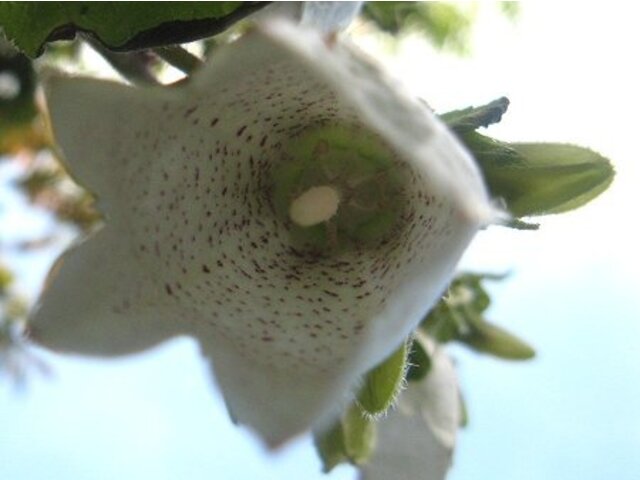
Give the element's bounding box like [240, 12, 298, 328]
[255, 2, 363, 33]
[35, 21, 493, 445]
[31, 227, 185, 356]
[300, 1, 363, 32]
[42, 75, 173, 212]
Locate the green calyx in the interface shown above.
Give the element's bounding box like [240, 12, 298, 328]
[271, 125, 406, 254]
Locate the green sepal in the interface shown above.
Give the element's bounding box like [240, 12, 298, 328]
[314, 418, 348, 473]
[0, 2, 254, 57]
[357, 342, 407, 416]
[405, 337, 431, 382]
[422, 299, 460, 343]
[459, 318, 535, 360]
[508, 142, 615, 215]
[422, 273, 535, 361]
[504, 217, 540, 230]
[441, 97, 510, 132]
[314, 404, 376, 472]
[342, 404, 376, 465]
[315, 338, 403, 470]
[458, 389, 469, 428]
[440, 97, 614, 221]
[460, 131, 614, 218]
[452, 273, 497, 312]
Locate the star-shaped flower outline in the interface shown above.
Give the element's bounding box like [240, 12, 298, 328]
[30, 20, 495, 446]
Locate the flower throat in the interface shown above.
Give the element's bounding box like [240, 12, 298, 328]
[271, 125, 407, 254]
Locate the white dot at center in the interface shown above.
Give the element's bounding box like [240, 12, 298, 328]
[289, 185, 340, 227]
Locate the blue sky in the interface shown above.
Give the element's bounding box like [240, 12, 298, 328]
[2, 3, 639, 480]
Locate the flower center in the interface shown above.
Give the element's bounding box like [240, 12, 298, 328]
[271, 125, 407, 254]
[289, 185, 341, 227]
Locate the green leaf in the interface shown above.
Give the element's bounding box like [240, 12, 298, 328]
[314, 404, 376, 472]
[460, 132, 615, 218]
[357, 342, 407, 416]
[441, 97, 510, 132]
[0, 2, 261, 57]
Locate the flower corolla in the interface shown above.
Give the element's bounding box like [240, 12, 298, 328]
[31, 20, 494, 445]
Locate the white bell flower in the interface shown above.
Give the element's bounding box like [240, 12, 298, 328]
[30, 20, 494, 446]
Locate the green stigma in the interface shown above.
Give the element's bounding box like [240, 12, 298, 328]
[271, 125, 406, 253]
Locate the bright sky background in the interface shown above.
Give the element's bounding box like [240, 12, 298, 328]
[1, 3, 639, 480]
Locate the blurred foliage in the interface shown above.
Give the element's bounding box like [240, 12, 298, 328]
[1, 37, 100, 228]
[0, 263, 14, 295]
[1, 39, 40, 153]
[362, 1, 479, 54]
[0, 36, 99, 383]
[499, 2, 520, 21]
[0, 260, 47, 387]
[0, 49, 37, 127]
[423, 273, 535, 360]
[361, 2, 522, 55]
[17, 168, 102, 231]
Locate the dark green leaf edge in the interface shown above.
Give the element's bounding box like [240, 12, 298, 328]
[0, 2, 268, 57]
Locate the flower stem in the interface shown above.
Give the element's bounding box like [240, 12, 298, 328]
[83, 36, 160, 87]
[153, 46, 203, 75]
